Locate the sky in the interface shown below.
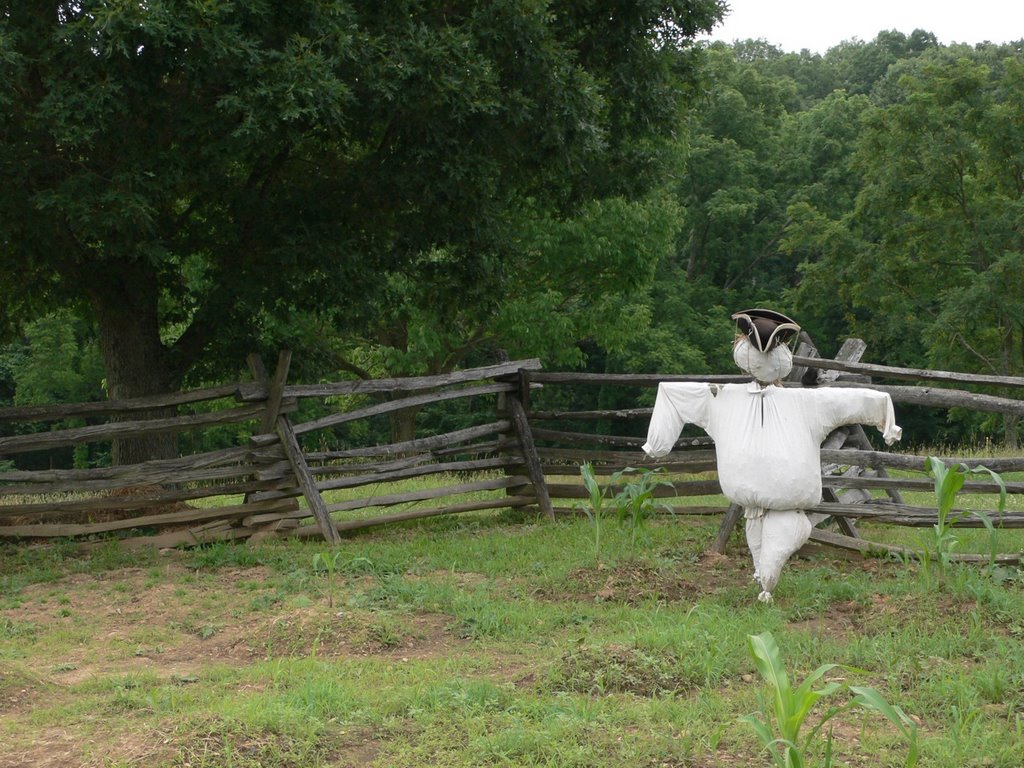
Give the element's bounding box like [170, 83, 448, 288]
[702, 0, 1024, 54]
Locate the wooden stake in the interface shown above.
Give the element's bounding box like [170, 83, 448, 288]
[506, 387, 554, 521]
[709, 503, 744, 554]
[276, 415, 341, 544]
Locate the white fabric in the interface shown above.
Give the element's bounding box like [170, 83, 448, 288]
[642, 382, 901, 507]
[642, 382, 902, 599]
[732, 336, 793, 383]
[747, 511, 813, 602]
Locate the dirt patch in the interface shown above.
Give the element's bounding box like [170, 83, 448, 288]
[560, 552, 752, 605]
[787, 598, 870, 638]
[0, 723, 176, 768]
[0, 562, 471, 768]
[4, 565, 276, 682]
[256, 606, 460, 660]
[0, 665, 51, 716]
[324, 726, 383, 767]
[550, 641, 694, 697]
[1, 563, 464, 693]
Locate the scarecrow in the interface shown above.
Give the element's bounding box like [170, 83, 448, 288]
[642, 310, 902, 602]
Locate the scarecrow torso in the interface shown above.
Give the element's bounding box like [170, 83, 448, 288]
[642, 382, 901, 514]
[706, 384, 826, 512]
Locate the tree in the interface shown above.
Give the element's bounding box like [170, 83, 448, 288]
[825, 29, 938, 96]
[0, 311, 107, 467]
[675, 43, 805, 301]
[0, 0, 725, 461]
[331, 192, 685, 441]
[789, 49, 1024, 445]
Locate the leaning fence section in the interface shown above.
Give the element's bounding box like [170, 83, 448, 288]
[238, 354, 548, 542]
[0, 357, 546, 547]
[0, 380, 296, 545]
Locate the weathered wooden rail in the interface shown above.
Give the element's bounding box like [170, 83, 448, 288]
[523, 336, 1024, 562]
[1, 341, 1022, 562]
[0, 356, 547, 547]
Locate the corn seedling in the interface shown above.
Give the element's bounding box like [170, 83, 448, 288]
[742, 631, 919, 768]
[609, 466, 675, 550]
[920, 457, 1006, 578]
[311, 550, 344, 608]
[849, 686, 920, 767]
[577, 462, 608, 565]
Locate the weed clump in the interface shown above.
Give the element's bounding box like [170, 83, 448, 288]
[548, 642, 690, 697]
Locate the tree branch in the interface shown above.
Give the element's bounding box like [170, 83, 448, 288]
[953, 330, 999, 374]
[331, 352, 376, 381]
[722, 217, 792, 291]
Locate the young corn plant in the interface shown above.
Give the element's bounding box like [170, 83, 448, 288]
[742, 631, 919, 768]
[311, 550, 344, 608]
[577, 462, 609, 565]
[920, 457, 1006, 579]
[609, 466, 675, 550]
[849, 686, 921, 767]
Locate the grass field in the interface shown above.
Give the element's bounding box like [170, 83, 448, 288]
[2, 472, 1024, 767]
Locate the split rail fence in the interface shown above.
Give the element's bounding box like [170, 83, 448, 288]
[1, 343, 1023, 562]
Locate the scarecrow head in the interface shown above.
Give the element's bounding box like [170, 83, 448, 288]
[731, 309, 801, 384]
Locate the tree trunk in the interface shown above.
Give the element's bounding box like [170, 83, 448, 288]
[388, 400, 423, 445]
[1004, 413, 1019, 451]
[89, 262, 179, 465]
[685, 228, 698, 279]
[1001, 323, 1019, 449]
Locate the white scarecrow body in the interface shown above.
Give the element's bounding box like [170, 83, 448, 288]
[642, 378, 901, 601]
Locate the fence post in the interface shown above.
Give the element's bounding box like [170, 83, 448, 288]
[276, 417, 341, 544]
[506, 369, 554, 521]
[248, 352, 341, 544]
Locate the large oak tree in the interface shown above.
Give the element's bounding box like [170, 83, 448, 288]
[0, 0, 723, 460]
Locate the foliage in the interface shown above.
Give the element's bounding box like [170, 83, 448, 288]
[311, 550, 344, 609]
[743, 630, 919, 768]
[577, 462, 609, 565]
[2, 15, 1023, 455]
[609, 268, 735, 378]
[788, 47, 1024, 446]
[0, 311, 105, 408]
[676, 43, 798, 298]
[0, 311, 107, 467]
[0, 0, 724, 421]
[609, 466, 676, 550]
[577, 464, 676, 556]
[918, 457, 1007, 578]
[349, 192, 684, 387]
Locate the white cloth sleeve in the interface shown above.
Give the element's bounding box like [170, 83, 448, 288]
[641, 383, 714, 459]
[816, 388, 902, 445]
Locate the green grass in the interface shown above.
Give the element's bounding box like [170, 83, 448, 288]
[2, 467, 1024, 767]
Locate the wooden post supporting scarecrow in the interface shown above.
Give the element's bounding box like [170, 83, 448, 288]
[643, 310, 902, 602]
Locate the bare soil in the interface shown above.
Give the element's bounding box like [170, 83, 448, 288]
[0, 557, 468, 768]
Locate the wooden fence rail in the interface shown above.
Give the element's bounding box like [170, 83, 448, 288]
[0, 383, 249, 423]
[0, 357, 545, 546]
[524, 342, 1024, 562]
[1, 345, 1022, 562]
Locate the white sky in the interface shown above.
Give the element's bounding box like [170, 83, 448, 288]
[702, 0, 1024, 54]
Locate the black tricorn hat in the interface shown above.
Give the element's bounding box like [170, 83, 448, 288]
[731, 308, 801, 352]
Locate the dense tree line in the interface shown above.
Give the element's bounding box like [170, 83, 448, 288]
[1, 2, 1022, 461]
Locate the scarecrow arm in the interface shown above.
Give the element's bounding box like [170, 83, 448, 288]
[815, 388, 902, 445]
[642, 382, 715, 458]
